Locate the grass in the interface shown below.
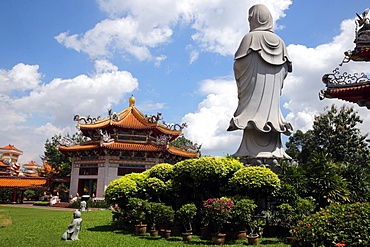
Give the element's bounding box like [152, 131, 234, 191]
[0, 205, 290, 247]
[0, 209, 12, 227]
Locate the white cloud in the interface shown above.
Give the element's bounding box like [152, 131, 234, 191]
[57, 0, 292, 62]
[12, 61, 138, 124]
[182, 78, 240, 155]
[0, 63, 42, 94]
[282, 17, 370, 135]
[0, 61, 138, 164]
[183, 16, 370, 156]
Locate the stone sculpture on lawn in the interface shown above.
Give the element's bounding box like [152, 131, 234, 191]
[61, 210, 82, 241]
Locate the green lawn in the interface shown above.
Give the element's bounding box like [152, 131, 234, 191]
[0, 205, 290, 247]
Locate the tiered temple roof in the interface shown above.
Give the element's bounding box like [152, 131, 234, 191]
[22, 161, 42, 177]
[0, 145, 47, 199]
[58, 96, 200, 160]
[0, 144, 22, 176]
[320, 9, 370, 108]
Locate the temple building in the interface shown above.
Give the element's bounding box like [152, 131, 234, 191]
[0, 144, 22, 176]
[320, 9, 370, 108]
[22, 161, 42, 177]
[58, 96, 200, 198]
[0, 144, 47, 203]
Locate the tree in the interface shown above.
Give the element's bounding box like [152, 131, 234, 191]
[285, 104, 370, 202]
[287, 104, 370, 164]
[305, 153, 350, 207]
[41, 134, 77, 177]
[170, 135, 201, 154]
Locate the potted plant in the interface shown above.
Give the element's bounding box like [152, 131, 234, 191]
[262, 209, 278, 237]
[203, 197, 233, 245]
[200, 208, 211, 239]
[176, 203, 197, 241]
[229, 198, 257, 240]
[146, 202, 166, 237]
[247, 217, 265, 245]
[156, 204, 175, 239]
[127, 198, 147, 235]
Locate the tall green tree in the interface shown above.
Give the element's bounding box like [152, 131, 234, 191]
[41, 134, 77, 177]
[288, 104, 370, 164]
[170, 135, 201, 154]
[285, 104, 370, 202]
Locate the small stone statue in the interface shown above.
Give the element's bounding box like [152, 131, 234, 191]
[80, 200, 87, 211]
[62, 210, 82, 241]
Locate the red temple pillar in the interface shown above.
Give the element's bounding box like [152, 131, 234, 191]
[11, 188, 18, 203]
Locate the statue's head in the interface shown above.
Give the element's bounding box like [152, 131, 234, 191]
[248, 4, 273, 32]
[74, 210, 81, 218]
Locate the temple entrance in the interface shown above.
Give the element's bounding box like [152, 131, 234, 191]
[77, 179, 97, 197]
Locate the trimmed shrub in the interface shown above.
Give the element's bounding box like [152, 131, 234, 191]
[104, 176, 138, 206]
[143, 177, 167, 202]
[148, 163, 173, 181]
[229, 166, 280, 198]
[172, 157, 244, 204]
[291, 202, 370, 247]
[33, 201, 50, 206]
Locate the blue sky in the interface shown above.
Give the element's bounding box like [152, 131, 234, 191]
[1, 0, 370, 164]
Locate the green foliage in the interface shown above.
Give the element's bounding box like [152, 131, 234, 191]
[145, 201, 169, 230]
[104, 176, 138, 206]
[287, 105, 370, 164]
[291, 202, 370, 247]
[0, 189, 13, 202]
[305, 153, 350, 207]
[229, 198, 257, 230]
[156, 204, 175, 227]
[42, 134, 78, 177]
[126, 197, 147, 224]
[143, 177, 167, 202]
[169, 135, 201, 152]
[229, 166, 280, 198]
[278, 161, 308, 198]
[172, 156, 244, 204]
[68, 199, 108, 209]
[148, 163, 173, 181]
[176, 203, 197, 232]
[275, 197, 316, 235]
[284, 105, 370, 203]
[33, 201, 50, 206]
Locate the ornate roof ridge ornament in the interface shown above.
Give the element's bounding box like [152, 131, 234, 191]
[145, 112, 162, 123]
[107, 108, 119, 121]
[322, 67, 369, 87]
[320, 8, 370, 108]
[162, 121, 188, 131]
[340, 8, 370, 65]
[73, 114, 101, 124]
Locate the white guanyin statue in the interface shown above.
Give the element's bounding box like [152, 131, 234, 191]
[227, 4, 293, 160]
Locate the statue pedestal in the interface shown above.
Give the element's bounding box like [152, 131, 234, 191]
[235, 156, 296, 174]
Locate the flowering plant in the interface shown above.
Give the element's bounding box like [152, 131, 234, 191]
[202, 197, 233, 233]
[291, 202, 370, 247]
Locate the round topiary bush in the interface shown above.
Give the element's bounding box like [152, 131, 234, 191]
[104, 176, 138, 206]
[291, 202, 370, 247]
[172, 157, 244, 203]
[229, 166, 280, 197]
[148, 163, 173, 181]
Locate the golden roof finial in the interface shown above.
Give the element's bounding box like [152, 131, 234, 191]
[129, 95, 136, 106]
